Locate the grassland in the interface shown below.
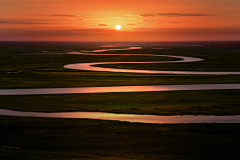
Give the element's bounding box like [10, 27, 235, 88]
[1, 42, 240, 89]
[1, 116, 240, 160]
[0, 41, 240, 159]
[1, 90, 240, 115]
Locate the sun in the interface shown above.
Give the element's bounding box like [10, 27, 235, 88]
[115, 25, 121, 30]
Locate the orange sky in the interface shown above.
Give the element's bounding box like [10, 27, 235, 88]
[0, 0, 240, 41]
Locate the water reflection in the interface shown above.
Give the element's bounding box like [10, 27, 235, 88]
[1, 109, 240, 124]
[1, 84, 240, 95]
[1, 46, 240, 124]
[82, 47, 142, 53]
[64, 51, 240, 75]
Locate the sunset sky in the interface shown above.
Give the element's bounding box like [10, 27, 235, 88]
[1, 0, 240, 42]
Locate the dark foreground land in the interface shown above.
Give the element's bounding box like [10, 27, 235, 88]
[1, 116, 240, 160]
[0, 41, 240, 159]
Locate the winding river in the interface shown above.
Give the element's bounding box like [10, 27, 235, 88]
[1, 109, 240, 124]
[1, 46, 240, 124]
[64, 51, 240, 75]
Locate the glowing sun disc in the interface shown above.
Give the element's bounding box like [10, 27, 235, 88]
[115, 25, 121, 30]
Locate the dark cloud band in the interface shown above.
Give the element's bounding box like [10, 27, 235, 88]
[141, 13, 210, 17]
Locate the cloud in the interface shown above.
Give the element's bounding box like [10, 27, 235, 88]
[127, 23, 136, 25]
[124, 14, 141, 17]
[144, 19, 164, 22]
[28, 19, 52, 21]
[50, 14, 77, 17]
[0, 20, 50, 24]
[113, 17, 124, 19]
[2, 28, 240, 42]
[64, 28, 114, 33]
[133, 27, 147, 30]
[123, 14, 141, 20]
[63, 28, 135, 35]
[50, 14, 88, 18]
[127, 18, 137, 19]
[98, 24, 108, 26]
[141, 13, 210, 17]
[93, 18, 109, 21]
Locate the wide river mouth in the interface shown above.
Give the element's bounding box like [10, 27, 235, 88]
[1, 46, 240, 123]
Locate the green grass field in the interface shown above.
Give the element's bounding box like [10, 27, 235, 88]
[1, 41, 240, 159]
[1, 90, 240, 115]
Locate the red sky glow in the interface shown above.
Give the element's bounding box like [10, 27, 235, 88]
[0, 0, 240, 42]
